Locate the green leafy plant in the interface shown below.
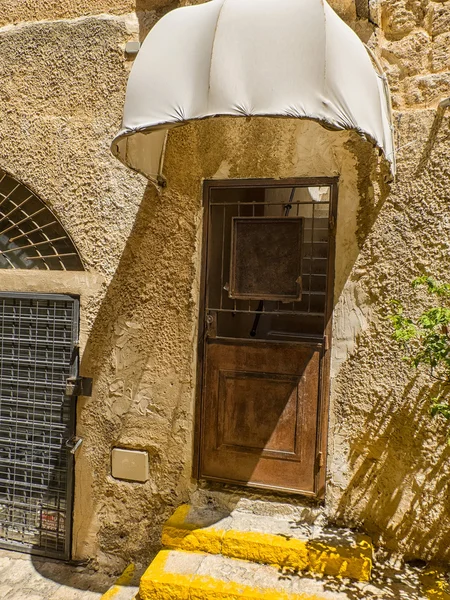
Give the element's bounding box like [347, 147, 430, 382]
[389, 276, 450, 433]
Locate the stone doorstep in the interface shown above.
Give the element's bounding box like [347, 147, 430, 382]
[161, 504, 373, 582]
[420, 567, 450, 600]
[139, 549, 349, 600]
[139, 549, 436, 600]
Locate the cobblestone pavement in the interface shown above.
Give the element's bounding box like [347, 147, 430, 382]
[0, 549, 140, 600]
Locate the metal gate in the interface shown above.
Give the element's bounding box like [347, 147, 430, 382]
[0, 293, 79, 559]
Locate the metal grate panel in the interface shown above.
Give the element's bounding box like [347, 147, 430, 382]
[230, 217, 304, 301]
[0, 293, 79, 559]
[206, 185, 332, 341]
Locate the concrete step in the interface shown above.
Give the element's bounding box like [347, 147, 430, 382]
[139, 549, 430, 600]
[161, 504, 373, 581]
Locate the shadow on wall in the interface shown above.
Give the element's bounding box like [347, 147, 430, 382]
[329, 110, 450, 563]
[334, 375, 450, 562]
[134, 0, 197, 40]
[72, 178, 201, 570]
[71, 120, 394, 569]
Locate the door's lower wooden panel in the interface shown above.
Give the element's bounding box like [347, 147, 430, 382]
[218, 370, 299, 454]
[200, 340, 321, 494]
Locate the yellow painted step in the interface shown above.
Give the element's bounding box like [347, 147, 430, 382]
[139, 549, 346, 600]
[161, 504, 373, 582]
[421, 566, 450, 599]
[100, 563, 139, 600]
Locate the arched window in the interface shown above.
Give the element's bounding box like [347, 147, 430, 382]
[0, 170, 84, 270]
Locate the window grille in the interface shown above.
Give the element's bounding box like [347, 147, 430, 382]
[0, 170, 84, 271]
[206, 184, 333, 341]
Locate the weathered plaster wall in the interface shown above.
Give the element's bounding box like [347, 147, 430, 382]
[0, 1, 209, 41]
[0, 13, 146, 277]
[328, 110, 450, 562]
[0, 1, 197, 29]
[0, 0, 356, 27]
[324, 0, 450, 563]
[1, 0, 450, 572]
[0, 1, 134, 25]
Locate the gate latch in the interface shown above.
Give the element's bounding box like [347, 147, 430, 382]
[65, 376, 93, 397]
[66, 436, 83, 454]
[205, 311, 217, 338]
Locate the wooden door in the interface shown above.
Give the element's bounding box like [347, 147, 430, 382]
[201, 340, 321, 493]
[196, 180, 336, 497]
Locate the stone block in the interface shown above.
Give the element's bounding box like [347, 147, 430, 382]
[402, 72, 450, 106]
[429, 1, 450, 35]
[355, 0, 369, 20]
[381, 0, 426, 37]
[382, 31, 432, 77]
[383, 61, 402, 92]
[369, 0, 382, 26]
[328, 0, 357, 24]
[139, 549, 429, 600]
[0, 0, 177, 27]
[432, 32, 450, 71]
[160, 504, 373, 582]
[139, 549, 345, 600]
[222, 530, 310, 572]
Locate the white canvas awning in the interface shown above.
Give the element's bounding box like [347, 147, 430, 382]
[111, 0, 395, 184]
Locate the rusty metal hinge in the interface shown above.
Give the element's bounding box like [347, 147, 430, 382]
[65, 376, 93, 397]
[316, 451, 324, 471]
[65, 436, 83, 455]
[329, 215, 336, 235]
[205, 311, 217, 339]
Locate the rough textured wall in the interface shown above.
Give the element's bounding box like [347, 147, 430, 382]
[326, 0, 450, 562]
[0, 1, 206, 39]
[0, 0, 180, 26]
[0, 0, 134, 25]
[328, 113, 450, 562]
[1, 2, 374, 569]
[0, 14, 145, 278]
[0, 0, 369, 38]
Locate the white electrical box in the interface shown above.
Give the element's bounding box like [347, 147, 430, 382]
[111, 448, 149, 483]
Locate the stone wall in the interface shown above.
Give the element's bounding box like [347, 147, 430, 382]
[0, 0, 449, 570]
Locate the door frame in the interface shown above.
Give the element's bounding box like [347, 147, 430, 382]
[192, 177, 338, 499]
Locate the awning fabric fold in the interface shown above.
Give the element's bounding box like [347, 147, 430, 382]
[111, 0, 395, 183]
